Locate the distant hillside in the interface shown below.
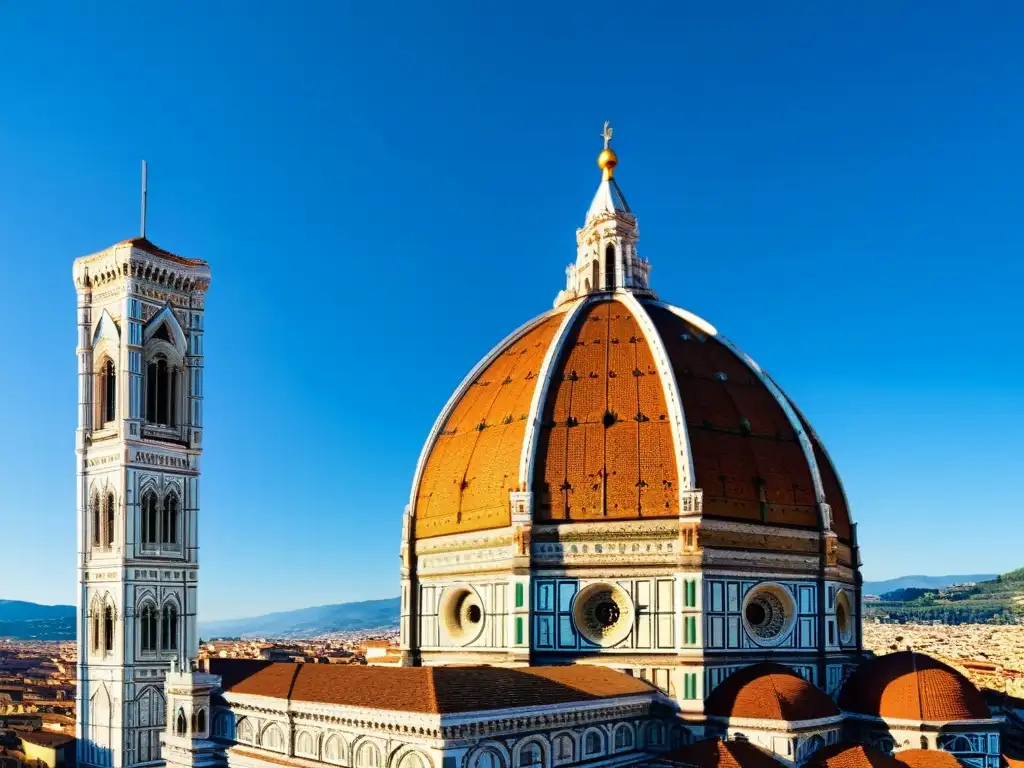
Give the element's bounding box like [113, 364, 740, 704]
[199, 597, 400, 639]
[865, 568, 1024, 625]
[862, 574, 997, 596]
[0, 600, 75, 641]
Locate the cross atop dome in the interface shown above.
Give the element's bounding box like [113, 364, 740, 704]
[555, 122, 652, 306]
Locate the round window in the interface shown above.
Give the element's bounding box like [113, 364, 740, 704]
[439, 585, 485, 646]
[572, 583, 634, 647]
[742, 583, 796, 647]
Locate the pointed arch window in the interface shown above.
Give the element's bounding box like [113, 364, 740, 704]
[90, 607, 101, 653]
[97, 358, 116, 424]
[604, 244, 617, 289]
[104, 492, 115, 548]
[146, 355, 178, 426]
[103, 604, 114, 653]
[175, 709, 187, 737]
[140, 604, 157, 652]
[162, 494, 180, 545]
[91, 492, 101, 547]
[142, 490, 159, 545]
[161, 603, 179, 651]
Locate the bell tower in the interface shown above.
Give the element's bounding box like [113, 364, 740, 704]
[73, 235, 211, 768]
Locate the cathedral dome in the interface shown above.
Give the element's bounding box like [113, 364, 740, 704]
[704, 662, 840, 722]
[838, 651, 990, 722]
[409, 292, 851, 542]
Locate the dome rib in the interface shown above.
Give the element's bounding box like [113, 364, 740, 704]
[620, 293, 693, 497]
[517, 296, 592, 491]
[411, 309, 566, 538]
[532, 297, 680, 521]
[643, 302, 820, 528]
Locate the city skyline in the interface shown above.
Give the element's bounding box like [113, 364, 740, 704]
[2, 2, 1023, 620]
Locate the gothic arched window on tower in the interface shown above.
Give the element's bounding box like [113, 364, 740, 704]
[140, 604, 157, 652]
[91, 492, 101, 548]
[161, 603, 179, 651]
[90, 607, 101, 653]
[103, 604, 114, 653]
[141, 490, 159, 545]
[146, 356, 178, 427]
[97, 358, 116, 424]
[604, 244, 617, 289]
[162, 494, 180, 546]
[104, 492, 115, 548]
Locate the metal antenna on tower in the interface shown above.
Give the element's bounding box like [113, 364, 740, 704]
[140, 160, 148, 238]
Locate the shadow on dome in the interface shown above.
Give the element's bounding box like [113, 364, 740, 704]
[705, 662, 839, 722]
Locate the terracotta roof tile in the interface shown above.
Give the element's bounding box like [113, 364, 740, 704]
[644, 303, 821, 531]
[534, 299, 678, 521]
[805, 744, 902, 768]
[212, 660, 655, 714]
[894, 750, 960, 768]
[666, 737, 782, 767]
[119, 237, 208, 267]
[838, 652, 990, 722]
[705, 663, 839, 721]
[415, 311, 565, 538]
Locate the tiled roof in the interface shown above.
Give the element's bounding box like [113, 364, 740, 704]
[118, 237, 208, 267]
[666, 737, 782, 768]
[838, 651, 990, 722]
[646, 303, 823, 532]
[415, 311, 565, 538]
[534, 299, 678, 521]
[705, 662, 839, 721]
[212, 660, 656, 714]
[894, 750, 961, 768]
[805, 743, 902, 768]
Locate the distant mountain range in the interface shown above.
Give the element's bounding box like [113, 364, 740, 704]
[861, 574, 997, 596]
[2, 572, 1010, 641]
[0, 600, 75, 641]
[199, 598, 400, 639]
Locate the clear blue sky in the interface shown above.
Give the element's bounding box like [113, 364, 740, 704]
[1, 3, 1021, 620]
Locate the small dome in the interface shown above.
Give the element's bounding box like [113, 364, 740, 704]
[706, 662, 839, 721]
[839, 651, 990, 722]
[894, 750, 961, 768]
[667, 737, 782, 768]
[805, 743, 901, 768]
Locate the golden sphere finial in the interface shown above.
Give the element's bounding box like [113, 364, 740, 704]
[597, 120, 618, 179]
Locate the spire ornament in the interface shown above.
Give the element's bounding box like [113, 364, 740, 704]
[597, 120, 618, 180]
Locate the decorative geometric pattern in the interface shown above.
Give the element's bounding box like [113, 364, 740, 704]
[415, 312, 565, 538]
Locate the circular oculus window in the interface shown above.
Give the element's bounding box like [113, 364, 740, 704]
[438, 585, 485, 646]
[572, 582, 634, 647]
[742, 583, 796, 647]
